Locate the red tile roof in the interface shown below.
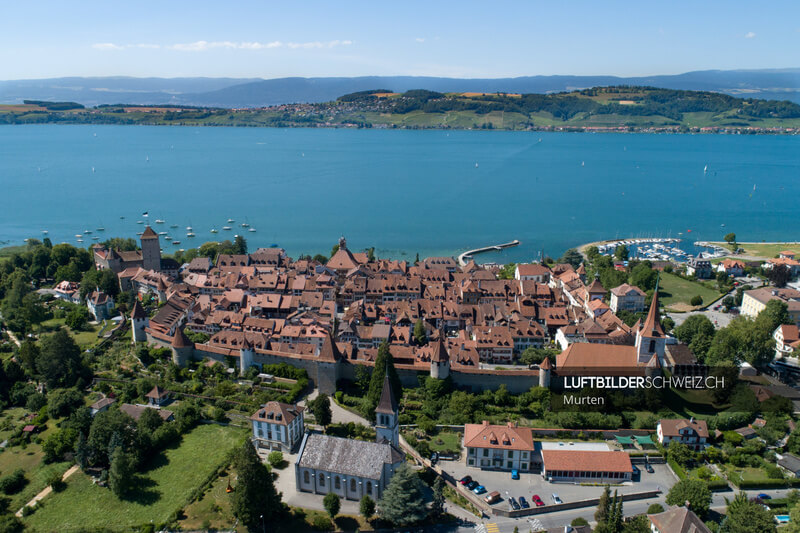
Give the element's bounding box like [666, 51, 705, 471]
[542, 450, 633, 473]
[463, 421, 535, 451]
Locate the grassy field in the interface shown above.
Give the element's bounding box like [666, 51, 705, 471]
[427, 430, 463, 454]
[39, 317, 100, 349]
[710, 242, 800, 260]
[658, 272, 724, 310]
[24, 424, 246, 532]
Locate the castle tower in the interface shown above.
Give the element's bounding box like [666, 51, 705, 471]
[338, 236, 347, 251]
[375, 374, 399, 447]
[635, 276, 666, 364]
[130, 299, 148, 343]
[141, 226, 162, 272]
[239, 336, 255, 374]
[429, 332, 450, 380]
[170, 327, 194, 367]
[538, 356, 552, 388]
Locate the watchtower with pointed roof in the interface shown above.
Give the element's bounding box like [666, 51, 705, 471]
[538, 356, 552, 388]
[375, 374, 399, 447]
[429, 332, 450, 380]
[635, 275, 666, 364]
[130, 299, 148, 343]
[239, 336, 255, 373]
[140, 226, 162, 272]
[170, 327, 194, 367]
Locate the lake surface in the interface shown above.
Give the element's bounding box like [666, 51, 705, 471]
[1, 125, 798, 263]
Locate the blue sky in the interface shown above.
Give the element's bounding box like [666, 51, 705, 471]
[2, 0, 798, 79]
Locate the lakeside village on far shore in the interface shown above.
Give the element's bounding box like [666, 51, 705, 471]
[5, 227, 800, 532]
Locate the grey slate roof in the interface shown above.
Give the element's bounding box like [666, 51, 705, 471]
[779, 453, 800, 474]
[375, 375, 398, 415]
[297, 433, 403, 480]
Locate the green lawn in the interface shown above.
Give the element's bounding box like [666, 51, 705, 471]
[39, 318, 100, 349]
[710, 242, 800, 260]
[658, 272, 724, 310]
[24, 424, 246, 532]
[427, 430, 463, 454]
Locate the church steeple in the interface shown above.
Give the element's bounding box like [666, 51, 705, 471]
[635, 274, 666, 364]
[375, 373, 399, 447]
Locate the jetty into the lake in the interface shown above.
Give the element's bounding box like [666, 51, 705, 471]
[457, 239, 520, 266]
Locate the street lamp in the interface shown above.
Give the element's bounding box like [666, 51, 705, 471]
[260, 514, 265, 533]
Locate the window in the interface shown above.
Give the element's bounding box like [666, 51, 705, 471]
[335, 476, 341, 489]
[483, 449, 489, 457]
[366, 481, 372, 495]
[649, 339, 656, 353]
[319, 474, 325, 487]
[350, 478, 356, 492]
[507, 461, 512, 468]
[303, 471, 310, 484]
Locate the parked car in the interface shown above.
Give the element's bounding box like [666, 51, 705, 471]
[459, 475, 472, 485]
[467, 481, 479, 490]
[511, 469, 519, 480]
[484, 491, 501, 504]
[758, 493, 772, 500]
[519, 496, 530, 509]
[532, 494, 545, 507]
[645, 463, 654, 473]
[552, 493, 562, 504]
[510, 497, 520, 510]
[473, 485, 487, 495]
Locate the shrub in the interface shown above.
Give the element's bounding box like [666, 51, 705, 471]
[310, 514, 332, 531]
[571, 517, 589, 526]
[690, 295, 703, 306]
[0, 469, 28, 495]
[647, 503, 665, 514]
[47, 471, 66, 492]
[267, 451, 284, 468]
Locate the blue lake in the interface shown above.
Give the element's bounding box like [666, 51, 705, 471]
[1, 125, 798, 262]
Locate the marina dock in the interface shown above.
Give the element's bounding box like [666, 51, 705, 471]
[457, 239, 520, 266]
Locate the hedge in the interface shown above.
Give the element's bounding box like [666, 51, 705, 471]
[667, 458, 687, 480]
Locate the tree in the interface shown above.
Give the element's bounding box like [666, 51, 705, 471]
[413, 319, 427, 346]
[367, 342, 402, 414]
[787, 501, 800, 533]
[595, 485, 612, 522]
[108, 448, 135, 498]
[431, 477, 445, 517]
[720, 491, 776, 532]
[647, 503, 665, 514]
[668, 441, 695, 467]
[498, 262, 516, 280]
[665, 478, 711, 518]
[136, 406, 164, 433]
[16, 340, 40, 377]
[65, 308, 89, 331]
[311, 393, 332, 427]
[267, 451, 284, 468]
[234, 235, 248, 255]
[87, 409, 140, 468]
[231, 441, 283, 529]
[690, 295, 703, 306]
[755, 300, 791, 333]
[629, 263, 658, 291]
[37, 329, 89, 389]
[559, 248, 583, 268]
[47, 388, 84, 419]
[724, 233, 737, 246]
[768, 264, 791, 288]
[0, 514, 24, 533]
[378, 464, 427, 526]
[614, 245, 629, 262]
[360, 494, 376, 519]
[622, 515, 651, 533]
[324, 492, 341, 519]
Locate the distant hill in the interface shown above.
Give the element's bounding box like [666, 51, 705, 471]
[0, 69, 798, 107]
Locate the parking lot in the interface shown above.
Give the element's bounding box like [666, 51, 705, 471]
[439, 458, 679, 512]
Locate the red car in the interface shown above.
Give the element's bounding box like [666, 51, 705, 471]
[532, 494, 545, 507]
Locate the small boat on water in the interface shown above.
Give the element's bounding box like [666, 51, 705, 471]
[170, 224, 178, 229]
[42, 230, 48, 234]
[75, 234, 82, 238]
[120, 216, 125, 219]
[222, 226, 232, 231]
[155, 219, 165, 224]
[92, 237, 99, 241]
[77, 239, 83, 243]
[241, 218, 250, 228]
[172, 241, 181, 245]
[84, 230, 92, 234]
[136, 232, 143, 236]
[227, 218, 235, 223]
[165, 236, 172, 241]
[248, 228, 257, 232]
[158, 231, 167, 235]
[96, 226, 105, 231]
[210, 229, 218, 233]
[186, 232, 196, 238]
[137, 220, 144, 224]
